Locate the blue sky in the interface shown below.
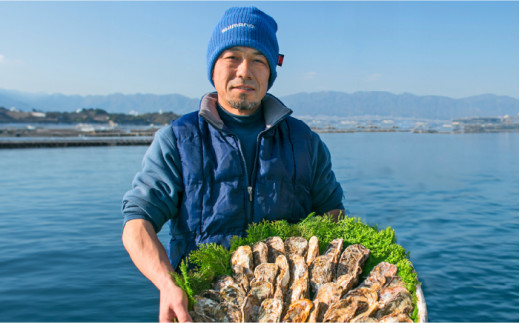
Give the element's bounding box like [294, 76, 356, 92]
[0, 1, 518, 99]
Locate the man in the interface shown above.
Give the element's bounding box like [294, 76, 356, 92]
[122, 7, 344, 322]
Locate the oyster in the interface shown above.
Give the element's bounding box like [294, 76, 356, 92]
[323, 286, 378, 323]
[335, 243, 371, 295]
[309, 255, 335, 294]
[336, 244, 370, 276]
[323, 238, 344, 263]
[214, 302, 242, 323]
[231, 246, 255, 292]
[289, 255, 308, 285]
[274, 254, 290, 300]
[282, 299, 313, 323]
[249, 280, 274, 303]
[220, 282, 246, 307]
[265, 236, 285, 263]
[214, 275, 236, 292]
[343, 287, 378, 305]
[308, 282, 341, 323]
[306, 236, 319, 266]
[377, 312, 414, 323]
[231, 246, 254, 275]
[341, 287, 380, 320]
[191, 295, 219, 322]
[288, 273, 310, 306]
[254, 263, 279, 285]
[253, 241, 269, 268]
[336, 274, 358, 297]
[242, 294, 261, 322]
[285, 236, 309, 258]
[189, 311, 216, 322]
[286, 255, 309, 303]
[199, 289, 221, 302]
[360, 262, 398, 292]
[258, 298, 283, 323]
[336, 244, 370, 293]
[322, 297, 361, 322]
[375, 277, 414, 319]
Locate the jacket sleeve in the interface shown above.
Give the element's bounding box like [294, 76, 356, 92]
[121, 126, 184, 233]
[309, 132, 345, 214]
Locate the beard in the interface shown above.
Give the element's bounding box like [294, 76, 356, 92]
[228, 93, 261, 111]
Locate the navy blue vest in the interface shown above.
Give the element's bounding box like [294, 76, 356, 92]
[168, 108, 314, 269]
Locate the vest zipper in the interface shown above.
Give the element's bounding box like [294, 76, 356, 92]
[248, 128, 271, 219]
[230, 134, 253, 217]
[248, 186, 253, 202]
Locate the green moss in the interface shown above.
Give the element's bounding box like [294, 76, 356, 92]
[172, 213, 420, 320]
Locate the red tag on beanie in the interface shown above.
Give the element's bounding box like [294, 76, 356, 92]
[277, 54, 284, 66]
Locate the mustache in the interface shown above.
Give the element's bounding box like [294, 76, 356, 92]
[229, 81, 257, 89]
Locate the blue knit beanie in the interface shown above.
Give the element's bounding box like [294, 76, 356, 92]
[207, 7, 279, 90]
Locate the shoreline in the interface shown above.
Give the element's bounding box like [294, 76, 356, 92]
[0, 126, 517, 149]
[0, 137, 153, 149]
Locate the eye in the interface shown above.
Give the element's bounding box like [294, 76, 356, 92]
[254, 58, 268, 65]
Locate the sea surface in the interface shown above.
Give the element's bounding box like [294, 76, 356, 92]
[0, 131, 517, 322]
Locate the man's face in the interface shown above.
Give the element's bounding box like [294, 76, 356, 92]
[212, 46, 270, 116]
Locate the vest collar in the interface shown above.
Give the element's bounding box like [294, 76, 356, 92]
[199, 92, 293, 131]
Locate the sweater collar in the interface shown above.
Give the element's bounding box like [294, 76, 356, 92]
[199, 92, 293, 131]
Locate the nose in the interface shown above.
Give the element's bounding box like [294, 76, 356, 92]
[236, 58, 253, 79]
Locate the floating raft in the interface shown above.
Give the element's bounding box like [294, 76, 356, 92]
[0, 137, 153, 149]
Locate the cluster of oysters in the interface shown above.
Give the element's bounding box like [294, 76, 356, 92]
[189, 236, 415, 322]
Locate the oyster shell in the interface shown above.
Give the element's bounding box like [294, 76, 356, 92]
[242, 294, 261, 322]
[287, 255, 309, 303]
[336, 274, 358, 297]
[377, 312, 414, 323]
[336, 244, 370, 275]
[265, 236, 285, 263]
[253, 241, 269, 268]
[198, 289, 221, 302]
[258, 298, 283, 323]
[288, 273, 310, 306]
[220, 282, 246, 307]
[308, 282, 341, 323]
[323, 238, 344, 263]
[189, 311, 216, 322]
[336, 244, 370, 287]
[214, 275, 236, 292]
[343, 287, 379, 304]
[322, 297, 360, 322]
[274, 254, 290, 301]
[360, 262, 398, 292]
[249, 280, 274, 303]
[375, 277, 414, 319]
[214, 302, 242, 323]
[309, 255, 335, 294]
[282, 299, 313, 323]
[342, 287, 380, 320]
[306, 236, 319, 266]
[289, 255, 308, 284]
[231, 246, 255, 292]
[192, 295, 219, 321]
[335, 244, 371, 295]
[285, 236, 309, 258]
[254, 262, 279, 285]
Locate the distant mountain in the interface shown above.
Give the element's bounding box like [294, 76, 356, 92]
[0, 89, 200, 115]
[0, 88, 517, 119]
[282, 91, 519, 120]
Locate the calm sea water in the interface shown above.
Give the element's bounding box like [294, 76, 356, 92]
[0, 132, 517, 322]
